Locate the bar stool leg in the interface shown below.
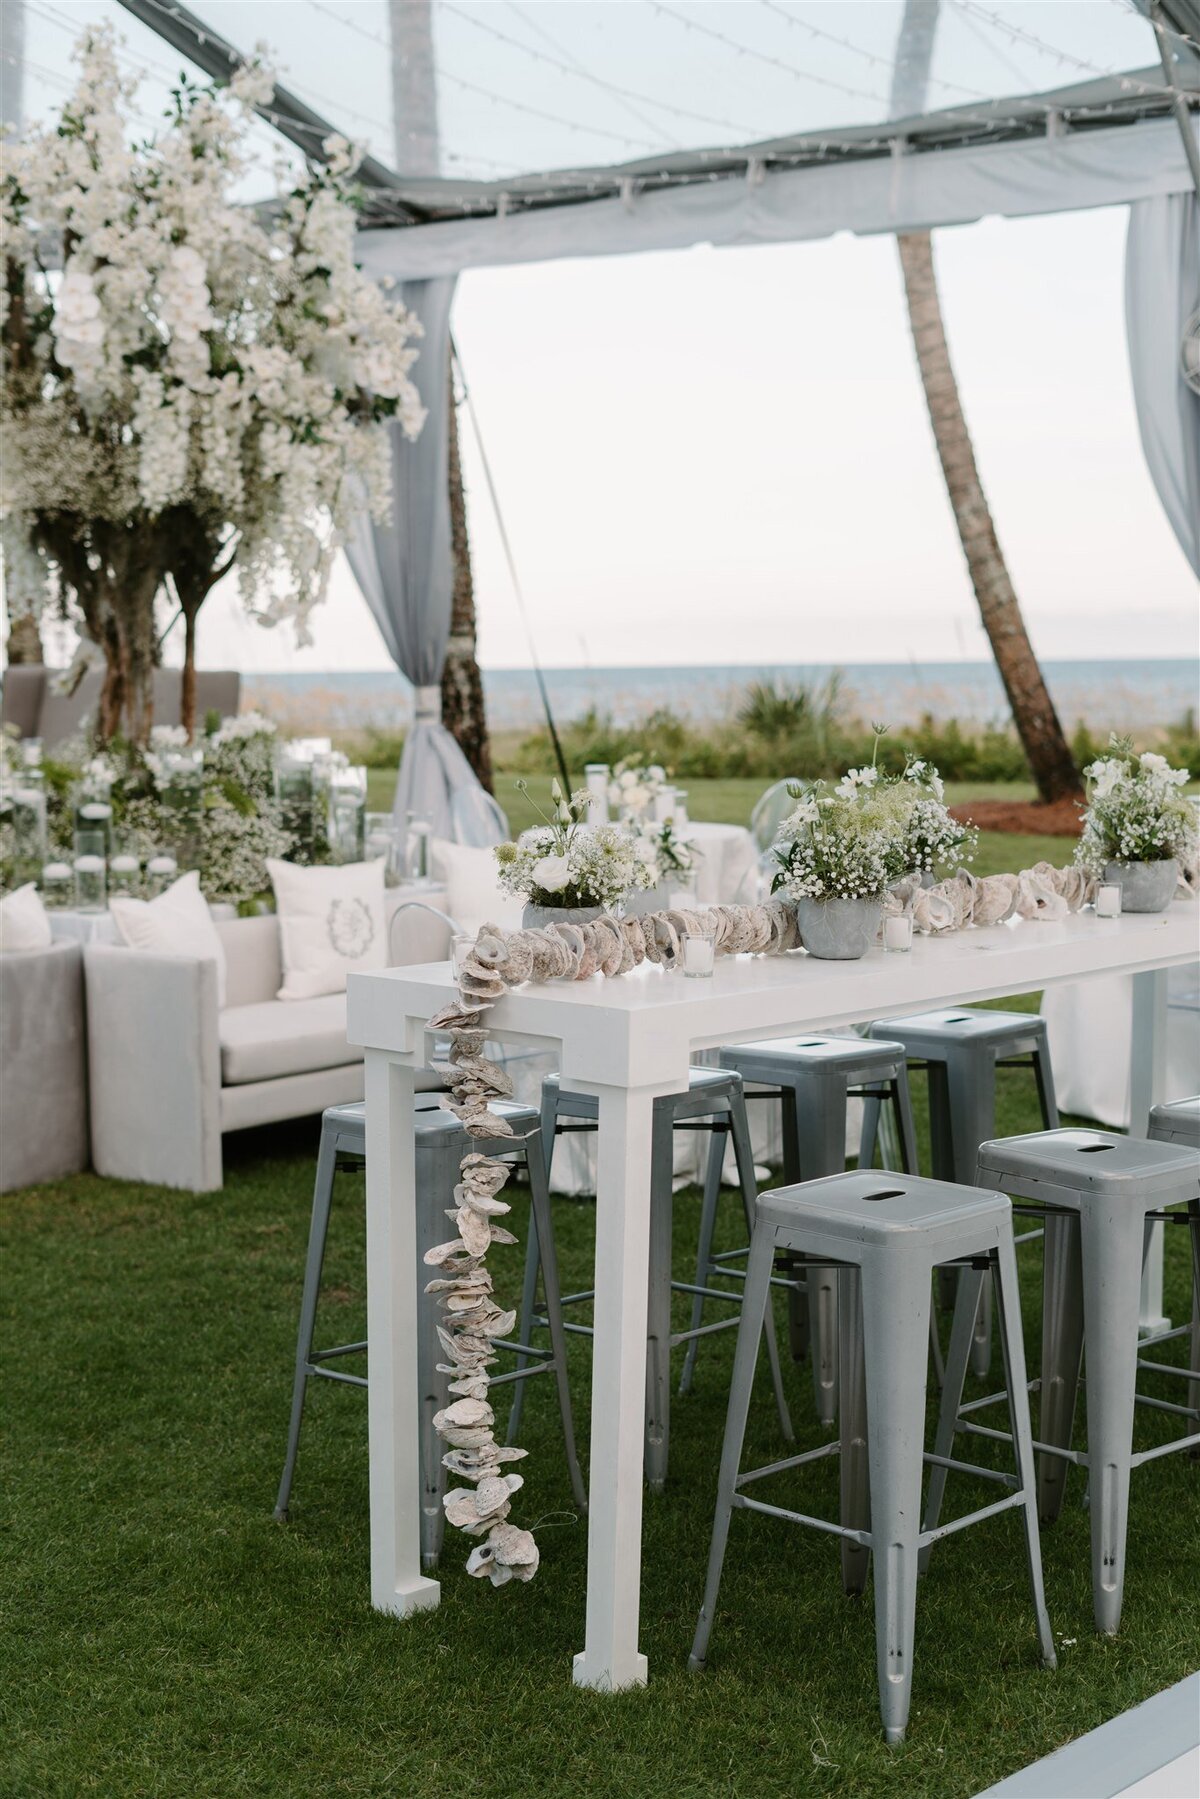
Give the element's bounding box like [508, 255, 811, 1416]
[861, 1258, 932, 1745]
[778, 1086, 810, 1364]
[1032, 1035, 1060, 1129]
[892, 1073, 920, 1178]
[928, 1065, 958, 1316]
[644, 1109, 677, 1491]
[507, 1087, 563, 1443]
[727, 1093, 793, 1443]
[838, 1265, 870, 1595]
[1038, 1213, 1084, 1525]
[525, 1127, 588, 1514]
[678, 1125, 727, 1397]
[992, 1232, 1056, 1668]
[506, 1205, 542, 1444]
[1078, 1203, 1144, 1635]
[688, 1229, 777, 1672]
[274, 1121, 339, 1520]
[1189, 1205, 1200, 1448]
[919, 1264, 985, 1572]
[858, 1088, 883, 1171]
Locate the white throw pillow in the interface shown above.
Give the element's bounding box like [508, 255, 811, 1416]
[430, 837, 525, 936]
[267, 857, 387, 1000]
[109, 869, 228, 1006]
[0, 882, 53, 953]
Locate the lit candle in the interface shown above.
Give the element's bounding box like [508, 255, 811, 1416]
[682, 930, 716, 977]
[652, 786, 675, 824]
[1095, 884, 1121, 918]
[452, 933, 474, 977]
[884, 914, 913, 952]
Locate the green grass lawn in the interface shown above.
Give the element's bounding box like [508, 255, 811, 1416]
[4, 1047, 1197, 1798]
[366, 770, 1073, 882]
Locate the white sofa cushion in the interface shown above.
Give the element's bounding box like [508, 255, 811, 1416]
[219, 994, 360, 1086]
[266, 857, 387, 1000]
[0, 882, 53, 953]
[110, 870, 227, 1005]
[430, 837, 524, 936]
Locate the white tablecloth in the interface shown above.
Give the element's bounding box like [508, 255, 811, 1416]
[48, 909, 118, 944]
[1043, 958, 1200, 1128]
[687, 820, 759, 905]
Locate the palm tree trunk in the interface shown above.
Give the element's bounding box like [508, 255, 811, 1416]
[898, 232, 1081, 801]
[389, 0, 493, 788]
[888, 0, 1079, 804]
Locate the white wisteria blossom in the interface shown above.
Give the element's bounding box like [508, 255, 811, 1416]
[1, 27, 425, 741]
[1076, 738, 1195, 874]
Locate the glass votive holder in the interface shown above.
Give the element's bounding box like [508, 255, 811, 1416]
[74, 792, 113, 852]
[109, 851, 141, 897]
[651, 784, 675, 825]
[1095, 883, 1122, 918]
[406, 812, 432, 882]
[73, 835, 107, 913]
[41, 860, 73, 908]
[585, 764, 610, 820]
[884, 913, 914, 953]
[145, 853, 178, 898]
[451, 933, 475, 978]
[682, 927, 716, 977]
[671, 788, 690, 829]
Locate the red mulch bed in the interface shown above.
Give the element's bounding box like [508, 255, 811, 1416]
[949, 798, 1083, 837]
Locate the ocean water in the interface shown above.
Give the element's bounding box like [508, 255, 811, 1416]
[243, 659, 1197, 736]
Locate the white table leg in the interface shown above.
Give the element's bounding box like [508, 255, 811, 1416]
[1131, 969, 1170, 1334]
[365, 1050, 441, 1617]
[573, 1081, 657, 1691]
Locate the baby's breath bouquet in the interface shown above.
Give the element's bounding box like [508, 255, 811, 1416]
[495, 780, 658, 912]
[899, 758, 977, 877]
[1076, 739, 1195, 874]
[771, 775, 909, 902]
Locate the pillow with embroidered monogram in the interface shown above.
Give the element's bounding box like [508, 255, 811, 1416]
[266, 857, 387, 1000]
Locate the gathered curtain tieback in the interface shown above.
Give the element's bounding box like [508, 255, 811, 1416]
[413, 684, 442, 723]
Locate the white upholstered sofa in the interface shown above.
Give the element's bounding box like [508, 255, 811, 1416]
[83, 892, 452, 1192]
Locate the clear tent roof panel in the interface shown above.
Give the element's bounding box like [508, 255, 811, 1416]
[7, 0, 1184, 195]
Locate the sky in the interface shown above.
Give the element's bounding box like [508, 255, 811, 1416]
[6, 1, 1198, 675]
[182, 200, 1198, 674]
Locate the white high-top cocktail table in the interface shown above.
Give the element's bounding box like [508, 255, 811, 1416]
[347, 906, 1197, 1692]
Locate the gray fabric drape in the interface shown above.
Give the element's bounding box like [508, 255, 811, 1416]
[1125, 192, 1200, 578]
[345, 274, 483, 839]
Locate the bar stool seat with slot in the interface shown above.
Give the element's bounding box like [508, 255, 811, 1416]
[706, 1034, 920, 1423]
[689, 1169, 1055, 1745]
[273, 1097, 587, 1568]
[508, 1067, 794, 1490]
[871, 1006, 1059, 1378]
[925, 1127, 1200, 1636]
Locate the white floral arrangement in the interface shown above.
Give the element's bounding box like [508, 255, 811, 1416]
[608, 761, 667, 818]
[1, 28, 425, 739]
[637, 815, 697, 883]
[1076, 739, 1195, 874]
[494, 780, 658, 911]
[771, 778, 909, 902]
[898, 758, 977, 876]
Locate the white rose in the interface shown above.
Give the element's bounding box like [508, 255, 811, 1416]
[532, 855, 570, 893]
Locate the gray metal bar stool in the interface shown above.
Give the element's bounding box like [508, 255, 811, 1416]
[509, 1067, 793, 1490]
[925, 1127, 1200, 1636]
[871, 1007, 1059, 1378]
[1148, 1097, 1200, 1435]
[688, 1168, 1055, 1745]
[692, 1035, 920, 1425]
[273, 1096, 587, 1567]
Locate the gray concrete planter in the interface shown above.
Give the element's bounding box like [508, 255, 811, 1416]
[522, 902, 605, 929]
[1103, 858, 1178, 914]
[795, 895, 883, 960]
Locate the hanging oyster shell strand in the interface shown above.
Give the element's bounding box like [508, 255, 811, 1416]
[422, 866, 1148, 1586]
